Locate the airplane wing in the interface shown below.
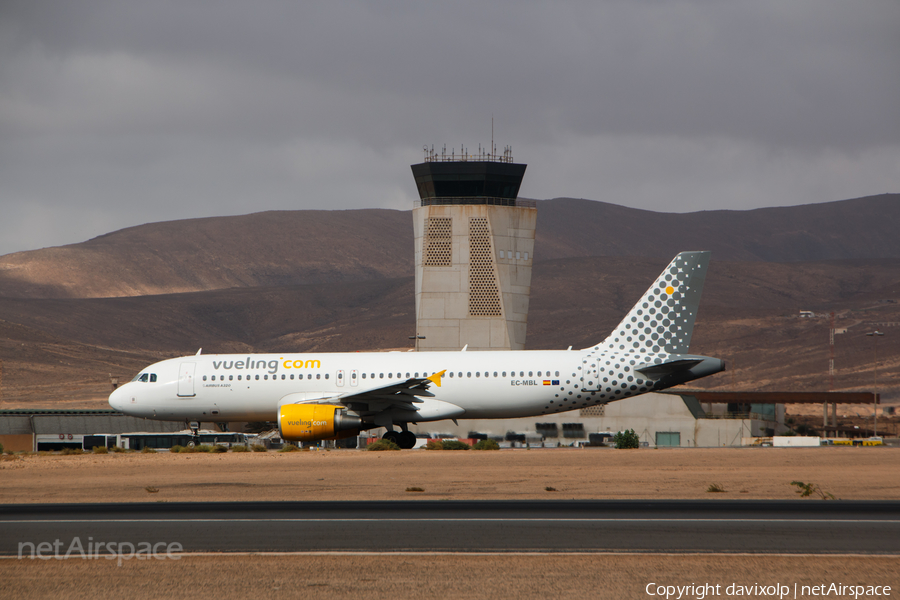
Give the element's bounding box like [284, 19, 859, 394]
[280, 371, 447, 417]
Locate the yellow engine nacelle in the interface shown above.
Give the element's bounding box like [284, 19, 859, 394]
[278, 404, 361, 442]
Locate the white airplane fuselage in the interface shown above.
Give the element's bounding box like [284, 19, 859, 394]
[109, 348, 723, 422]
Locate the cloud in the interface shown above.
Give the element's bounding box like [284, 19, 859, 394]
[0, 0, 897, 254]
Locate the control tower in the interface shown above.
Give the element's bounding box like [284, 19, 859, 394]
[411, 145, 536, 351]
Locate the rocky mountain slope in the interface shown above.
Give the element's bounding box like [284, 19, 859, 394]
[0, 194, 897, 299]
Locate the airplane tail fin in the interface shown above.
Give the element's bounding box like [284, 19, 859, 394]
[586, 251, 711, 355]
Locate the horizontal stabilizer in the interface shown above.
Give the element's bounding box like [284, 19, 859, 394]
[635, 358, 703, 379]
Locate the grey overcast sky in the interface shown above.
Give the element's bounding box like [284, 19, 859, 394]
[1, 0, 898, 255]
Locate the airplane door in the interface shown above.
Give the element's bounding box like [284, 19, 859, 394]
[177, 362, 196, 397]
[337, 370, 345, 387]
[350, 369, 359, 387]
[581, 356, 600, 392]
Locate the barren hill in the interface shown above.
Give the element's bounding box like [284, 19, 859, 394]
[1, 194, 898, 299]
[534, 193, 900, 262]
[0, 209, 414, 299]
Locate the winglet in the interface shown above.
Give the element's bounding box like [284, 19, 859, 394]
[427, 370, 447, 387]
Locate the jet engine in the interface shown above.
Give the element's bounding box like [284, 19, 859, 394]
[278, 403, 361, 442]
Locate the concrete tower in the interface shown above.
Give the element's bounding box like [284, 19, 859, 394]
[411, 146, 535, 351]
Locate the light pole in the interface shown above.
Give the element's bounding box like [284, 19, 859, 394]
[408, 334, 425, 352]
[866, 330, 884, 437]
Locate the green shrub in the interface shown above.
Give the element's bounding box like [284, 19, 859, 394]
[91, 446, 109, 454]
[424, 440, 443, 450]
[707, 483, 726, 493]
[366, 439, 401, 451]
[193, 444, 214, 453]
[140, 446, 157, 454]
[231, 444, 250, 452]
[791, 480, 835, 500]
[473, 439, 500, 450]
[613, 429, 640, 449]
[0, 442, 4, 454]
[251, 444, 268, 452]
[110, 445, 125, 453]
[440, 440, 471, 450]
[278, 443, 300, 452]
[169, 445, 184, 453]
[60, 448, 84, 455]
[210, 444, 229, 453]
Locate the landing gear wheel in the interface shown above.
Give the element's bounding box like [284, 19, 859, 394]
[398, 431, 417, 450]
[382, 431, 401, 446]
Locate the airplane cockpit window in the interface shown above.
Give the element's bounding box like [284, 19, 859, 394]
[150, 374, 157, 382]
[135, 373, 149, 383]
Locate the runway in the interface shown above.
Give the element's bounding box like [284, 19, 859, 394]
[1, 500, 898, 555]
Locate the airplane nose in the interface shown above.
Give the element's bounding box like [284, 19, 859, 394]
[109, 385, 128, 412]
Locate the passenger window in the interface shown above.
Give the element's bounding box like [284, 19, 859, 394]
[230, 375, 234, 381]
[325, 374, 329, 379]
[362, 373, 367, 379]
[449, 372, 454, 378]
[338, 373, 343, 379]
[555, 371, 559, 377]
[476, 372, 480, 378]
[388, 373, 393, 379]
[529, 371, 533, 377]
[264, 375, 268, 380]
[458, 372, 462, 377]
[211, 375, 216, 382]
[255, 375, 260, 381]
[202, 376, 207, 381]
[467, 372, 472, 378]
[289, 374, 293, 380]
[380, 373, 384, 379]
[238, 375, 242, 381]
[308, 374, 312, 380]
[405, 373, 410, 378]
[493, 371, 498, 377]
[537, 371, 542, 377]
[317, 374, 321, 380]
[502, 371, 506, 377]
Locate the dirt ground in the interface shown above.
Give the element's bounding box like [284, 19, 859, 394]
[1, 447, 898, 503]
[2, 448, 898, 598]
[1, 554, 898, 600]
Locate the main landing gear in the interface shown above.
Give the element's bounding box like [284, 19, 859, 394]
[382, 429, 417, 450]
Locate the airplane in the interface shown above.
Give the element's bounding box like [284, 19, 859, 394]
[109, 251, 724, 449]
